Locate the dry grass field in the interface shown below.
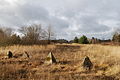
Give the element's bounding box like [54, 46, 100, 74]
[0, 44, 120, 80]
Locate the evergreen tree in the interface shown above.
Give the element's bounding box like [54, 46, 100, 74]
[79, 35, 89, 44]
[74, 37, 79, 43]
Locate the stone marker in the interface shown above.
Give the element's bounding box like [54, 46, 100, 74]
[22, 51, 29, 58]
[45, 52, 57, 64]
[83, 56, 93, 70]
[7, 51, 13, 58]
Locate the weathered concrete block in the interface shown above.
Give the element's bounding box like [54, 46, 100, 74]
[7, 51, 13, 58]
[83, 56, 93, 70]
[45, 52, 57, 64]
[22, 51, 29, 58]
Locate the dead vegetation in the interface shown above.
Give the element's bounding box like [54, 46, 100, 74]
[0, 44, 120, 80]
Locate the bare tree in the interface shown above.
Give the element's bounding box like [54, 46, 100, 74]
[0, 27, 13, 46]
[46, 24, 55, 44]
[112, 28, 120, 42]
[0, 28, 6, 39]
[3, 27, 12, 37]
[19, 24, 44, 44]
[0, 27, 12, 38]
[112, 32, 120, 42]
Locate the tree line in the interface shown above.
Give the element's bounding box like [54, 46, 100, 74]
[73, 31, 120, 44]
[0, 24, 120, 46]
[0, 24, 55, 46]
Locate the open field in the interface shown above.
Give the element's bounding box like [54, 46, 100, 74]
[0, 44, 120, 80]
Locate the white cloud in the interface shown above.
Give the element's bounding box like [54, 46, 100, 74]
[0, 0, 120, 40]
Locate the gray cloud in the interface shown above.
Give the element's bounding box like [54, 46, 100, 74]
[0, 0, 120, 40]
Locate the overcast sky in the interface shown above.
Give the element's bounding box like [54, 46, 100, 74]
[0, 0, 120, 40]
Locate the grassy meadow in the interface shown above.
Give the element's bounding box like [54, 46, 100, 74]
[0, 44, 120, 80]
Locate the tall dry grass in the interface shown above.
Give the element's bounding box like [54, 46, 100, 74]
[0, 44, 120, 80]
